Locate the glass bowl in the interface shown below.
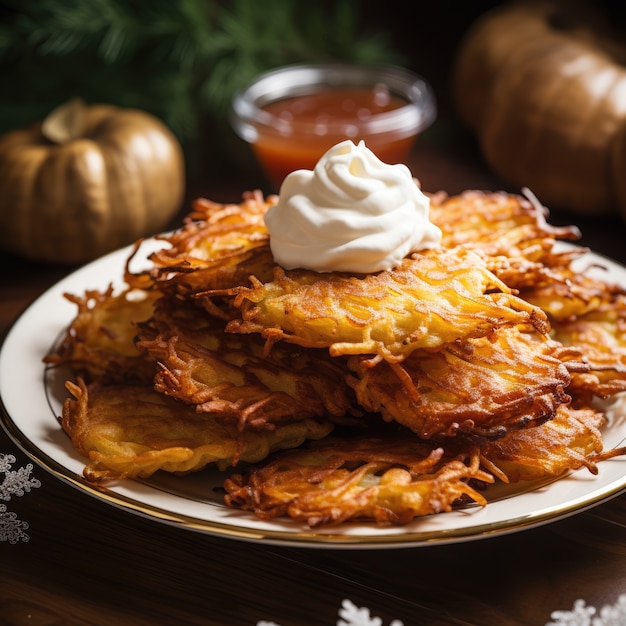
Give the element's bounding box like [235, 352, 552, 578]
[230, 63, 437, 189]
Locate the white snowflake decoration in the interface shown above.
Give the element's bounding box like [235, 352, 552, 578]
[257, 594, 626, 626]
[546, 595, 626, 626]
[0, 453, 41, 543]
[338, 599, 404, 626]
[257, 599, 404, 626]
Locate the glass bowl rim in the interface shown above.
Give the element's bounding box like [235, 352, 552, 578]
[230, 62, 437, 142]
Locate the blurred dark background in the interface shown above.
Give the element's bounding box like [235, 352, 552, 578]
[362, 0, 626, 122]
[0, 0, 624, 185]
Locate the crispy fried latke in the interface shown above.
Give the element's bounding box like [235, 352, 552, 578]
[44, 285, 160, 384]
[346, 325, 582, 440]
[516, 258, 626, 323]
[221, 247, 548, 362]
[135, 296, 357, 430]
[224, 435, 492, 527]
[552, 304, 626, 401]
[480, 404, 626, 482]
[128, 191, 276, 296]
[429, 190, 613, 321]
[61, 378, 334, 481]
[429, 189, 580, 257]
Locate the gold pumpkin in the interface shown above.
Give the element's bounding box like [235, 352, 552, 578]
[451, 0, 626, 216]
[0, 99, 186, 264]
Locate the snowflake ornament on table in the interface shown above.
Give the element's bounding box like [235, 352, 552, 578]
[257, 599, 405, 626]
[0, 453, 41, 543]
[337, 599, 404, 626]
[546, 595, 626, 626]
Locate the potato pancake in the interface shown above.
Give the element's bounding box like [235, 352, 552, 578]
[345, 325, 583, 440]
[135, 296, 357, 430]
[224, 434, 491, 527]
[61, 378, 334, 481]
[480, 404, 622, 482]
[223, 247, 548, 361]
[552, 306, 626, 400]
[429, 189, 580, 256]
[44, 286, 159, 384]
[131, 191, 275, 296]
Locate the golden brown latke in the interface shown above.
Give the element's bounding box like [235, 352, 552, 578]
[552, 304, 626, 401]
[480, 404, 626, 482]
[135, 296, 357, 431]
[221, 247, 549, 362]
[346, 325, 584, 440]
[224, 434, 492, 527]
[128, 190, 275, 297]
[224, 403, 625, 528]
[428, 189, 580, 258]
[44, 285, 160, 385]
[516, 256, 626, 323]
[61, 378, 334, 481]
[429, 190, 613, 321]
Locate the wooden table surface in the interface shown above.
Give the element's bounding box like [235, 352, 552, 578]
[2, 121, 626, 626]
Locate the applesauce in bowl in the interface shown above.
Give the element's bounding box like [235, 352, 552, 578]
[230, 63, 437, 189]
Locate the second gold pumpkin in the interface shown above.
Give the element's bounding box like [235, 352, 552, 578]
[451, 0, 626, 217]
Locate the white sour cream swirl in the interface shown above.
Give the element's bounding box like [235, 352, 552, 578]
[264, 140, 442, 273]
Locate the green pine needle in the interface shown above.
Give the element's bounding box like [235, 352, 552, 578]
[0, 0, 404, 172]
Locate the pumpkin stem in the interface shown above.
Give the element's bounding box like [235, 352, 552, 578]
[41, 98, 87, 144]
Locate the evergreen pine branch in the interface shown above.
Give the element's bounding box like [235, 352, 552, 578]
[0, 0, 404, 171]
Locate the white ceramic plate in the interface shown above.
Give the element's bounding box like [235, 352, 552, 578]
[1, 239, 626, 548]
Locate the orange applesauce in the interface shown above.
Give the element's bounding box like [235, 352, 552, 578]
[253, 88, 416, 189]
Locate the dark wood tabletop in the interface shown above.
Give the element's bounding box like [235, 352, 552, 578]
[2, 117, 626, 626]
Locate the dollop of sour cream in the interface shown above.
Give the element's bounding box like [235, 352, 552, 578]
[264, 140, 442, 273]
